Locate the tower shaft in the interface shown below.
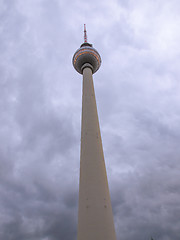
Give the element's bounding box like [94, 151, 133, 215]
[77, 67, 116, 240]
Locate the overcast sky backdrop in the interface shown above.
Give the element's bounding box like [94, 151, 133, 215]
[0, 0, 180, 239]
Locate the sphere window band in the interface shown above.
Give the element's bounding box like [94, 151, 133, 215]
[73, 51, 101, 65]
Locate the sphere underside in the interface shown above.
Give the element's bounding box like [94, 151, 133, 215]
[73, 46, 101, 74]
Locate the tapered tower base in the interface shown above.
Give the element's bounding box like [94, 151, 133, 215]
[77, 67, 116, 240]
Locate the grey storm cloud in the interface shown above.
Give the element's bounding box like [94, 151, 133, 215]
[0, 0, 180, 240]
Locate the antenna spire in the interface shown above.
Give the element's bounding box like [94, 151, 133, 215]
[84, 24, 87, 43]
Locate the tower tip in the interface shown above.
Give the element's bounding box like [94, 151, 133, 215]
[84, 24, 87, 43]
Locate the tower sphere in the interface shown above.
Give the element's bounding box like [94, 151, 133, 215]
[73, 42, 101, 74]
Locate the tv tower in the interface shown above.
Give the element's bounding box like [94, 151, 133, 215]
[73, 25, 116, 240]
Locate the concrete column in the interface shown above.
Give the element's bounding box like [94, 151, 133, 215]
[77, 67, 116, 240]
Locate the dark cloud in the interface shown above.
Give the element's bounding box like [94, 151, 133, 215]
[0, 0, 180, 239]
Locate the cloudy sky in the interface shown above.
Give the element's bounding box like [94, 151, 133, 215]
[0, 0, 180, 239]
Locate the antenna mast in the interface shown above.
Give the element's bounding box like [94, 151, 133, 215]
[84, 24, 87, 43]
